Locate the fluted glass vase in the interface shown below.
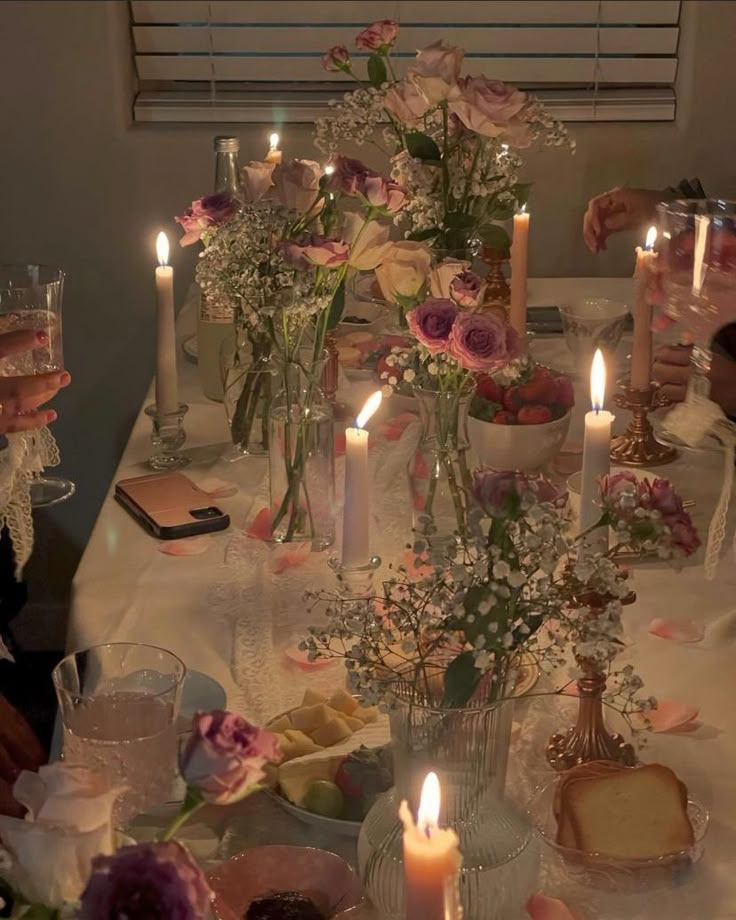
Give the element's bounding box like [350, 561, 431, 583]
[220, 326, 272, 459]
[268, 355, 335, 549]
[408, 385, 475, 545]
[358, 690, 536, 920]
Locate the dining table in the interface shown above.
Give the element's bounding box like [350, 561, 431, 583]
[67, 277, 736, 919]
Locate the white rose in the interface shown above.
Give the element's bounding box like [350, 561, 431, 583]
[272, 158, 323, 214]
[0, 764, 122, 907]
[429, 257, 472, 299]
[240, 160, 275, 202]
[341, 212, 392, 270]
[375, 241, 432, 302]
[407, 40, 465, 105]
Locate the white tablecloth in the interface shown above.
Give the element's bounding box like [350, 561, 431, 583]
[69, 279, 736, 919]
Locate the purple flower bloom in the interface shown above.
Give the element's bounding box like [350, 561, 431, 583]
[175, 192, 239, 246]
[322, 45, 351, 72]
[649, 477, 683, 516]
[327, 156, 377, 196]
[406, 298, 458, 354]
[179, 710, 281, 805]
[79, 841, 211, 920]
[447, 311, 519, 372]
[666, 512, 700, 556]
[450, 270, 485, 308]
[473, 470, 557, 517]
[355, 19, 399, 52]
[281, 235, 350, 270]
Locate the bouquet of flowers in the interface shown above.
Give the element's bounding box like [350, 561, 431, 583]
[303, 469, 698, 721]
[317, 21, 573, 256]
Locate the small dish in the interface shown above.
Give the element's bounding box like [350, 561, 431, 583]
[208, 844, 365, 919]
[338, 299, 387, 335]
[266, 789, 363, 838]
[527, 780, 709, 893]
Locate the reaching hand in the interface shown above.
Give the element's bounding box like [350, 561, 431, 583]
[583, 187, 664, 253]
[653, 344, 736, 416]
[0, 329, 70, 435]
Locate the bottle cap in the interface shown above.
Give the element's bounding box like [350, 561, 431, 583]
[214, 136, 240, 153]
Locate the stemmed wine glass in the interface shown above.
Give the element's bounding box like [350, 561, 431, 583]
[0, 264, 75, 506]
[656, 199, 736, 404]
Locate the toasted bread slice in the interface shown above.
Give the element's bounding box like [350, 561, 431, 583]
[562, 763, 693, 859]
[554, 760, 626, 821]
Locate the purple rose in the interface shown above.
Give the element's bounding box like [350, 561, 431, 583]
[447, 311, 520, 372]
[600, 471, 642, 503]
[666, 512, 700, 556]
[175, 192, 239, 246]
[649, 477, 683, 516]
[328, 156, 377, 196]
[450, 270, 485, 308]
[179, 710, 281, 805]
[361, 175, 408, 214]
[79, 841, 211, 920]
[355, 19, 399, 52]
[406, 298, 458, 354]
[322, 45, 351, 72]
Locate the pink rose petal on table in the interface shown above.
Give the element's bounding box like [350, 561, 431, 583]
[246, 507, 272, 541]
[159, 536, 211, 556]
[640, 700, 700, 733]
[649, 617, 704, 643]
[283, 645, 335, 670]
[527, 893, 579, 920]
[198, 477, 238, 498]
[271, 543, 310, 574]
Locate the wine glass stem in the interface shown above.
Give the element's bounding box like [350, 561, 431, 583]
[688, 342, 712, 400]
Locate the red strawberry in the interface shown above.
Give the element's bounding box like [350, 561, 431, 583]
[517, 366, 556, 405]
[554, 375, 575, 410]
[517, 405, 553, 425]
[476, 374, 503, 403]
[502, 387, 523, 412]
[491, 410, 517, 425]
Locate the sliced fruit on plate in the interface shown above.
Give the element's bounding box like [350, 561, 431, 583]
[302, 780, 345, 819]
[311, 716, 352, 748]
[283, 729, 323, 757]
[279, 755, 345, 806]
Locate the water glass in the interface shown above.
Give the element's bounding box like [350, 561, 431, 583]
[53, 643, 186, 826]
[558, 298, 629, 368]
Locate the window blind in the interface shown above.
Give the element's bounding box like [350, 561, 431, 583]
[131, 0, 681, 123]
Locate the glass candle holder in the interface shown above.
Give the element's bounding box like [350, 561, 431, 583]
[328, 554, 381, 598]
[145, 403, 190, 471]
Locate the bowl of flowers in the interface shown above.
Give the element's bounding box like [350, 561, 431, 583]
[469, 364, 574, 471]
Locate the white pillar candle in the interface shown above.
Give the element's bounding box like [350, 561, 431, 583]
[399, 772, 463, 920]
[631, 226, 657, 390]
[342, 391, 382, 567]
[265, 131, 283, 164]
[154, 232, 178, 417]
[580, 349, 614, 552]
[509, 205, 529, 337]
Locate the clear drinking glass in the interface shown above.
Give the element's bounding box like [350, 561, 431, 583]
[558, 298, 629, 372]
[0, 264, 75, 506]
[53, 642, 186, 826]
[656, 199, 736, 401]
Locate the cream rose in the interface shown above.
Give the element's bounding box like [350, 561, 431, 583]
[272, 158, 323, 214]
[407, 40, 464, 105]
[429, 257, 472, 298]
[0, 764, 122, 907]
[383, 79, 430, 125]
[240, 160, 275, 203]
[341, 212, 392, 270]
[375, 241, 432, 302]
[449, 76, 528, 139]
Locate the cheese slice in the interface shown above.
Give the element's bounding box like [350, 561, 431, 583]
[279, 755, 345, 806]
[283, 729, 323, 757]
[311, 716, 352, 748]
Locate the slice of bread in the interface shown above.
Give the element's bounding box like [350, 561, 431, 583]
[554, 760, 626, 821]
[560, 763, 694, 859]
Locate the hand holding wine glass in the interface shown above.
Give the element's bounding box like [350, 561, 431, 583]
[0, 328, 70, 434]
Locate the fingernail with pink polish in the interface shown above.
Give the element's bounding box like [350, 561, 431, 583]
[60, 372, 71, 386]
[36, 331, 48, 344]
[47, 410, 58, 422]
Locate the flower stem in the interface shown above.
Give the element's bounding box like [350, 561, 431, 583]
[161, 786, 206, 841]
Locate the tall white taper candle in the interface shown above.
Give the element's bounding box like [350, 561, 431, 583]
[580, 349, 614, 552]
[342, 392, 382, 567]
[155, 232, 178, 417]
[631, 226, 657, 390]
[510, 206, 530, 336]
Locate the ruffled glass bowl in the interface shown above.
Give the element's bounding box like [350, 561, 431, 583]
[527, 780, 709, 894]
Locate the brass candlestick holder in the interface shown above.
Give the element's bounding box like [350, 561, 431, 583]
[323, 330, 354, 421]
[609, 379, 678, 466]
[547, 587, 638, 771]
[479, 245, 510, 313]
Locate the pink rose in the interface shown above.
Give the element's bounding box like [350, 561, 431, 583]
[600, 470, 641, 503]
[328, 155, 377, 196]
[272, 159, 323, 214]
[430, 258, 472, 299]
[355, 19, 399, 52]
[666, 513, 700, 556]
[282, 235, 350, 269]
[406, 298, 458, 354]
[322, 45, 350, 72]
[407, 40, 464, 105]
[450, 270, 485, 308]
[179, 710, 280, 805]
[449, 76, 528, 139]
[175, 192, 238, 246]
[240, 160, 275, 203]
[362, 175, 408, 214]
[473, 470, 558, 518]
[649, 477, 683, 516]
[448, 312, 520, 372]
[384, 79, 430, 125]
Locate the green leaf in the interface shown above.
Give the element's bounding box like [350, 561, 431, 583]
[479, 224, 511, 253]
[404, 131, 442, 163]
[511, 182, 533, 206]
[407, 226, 441, 242]
[443, 212, 476, 231]
[367, 53, 387, 87]
[488, 205, 516, 222]
[442, 651, 481, 708]
[326, 278, 346, 330]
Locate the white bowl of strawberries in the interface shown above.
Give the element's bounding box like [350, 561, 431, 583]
[469, 365, 574, 471]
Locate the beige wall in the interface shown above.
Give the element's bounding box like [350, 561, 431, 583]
[1, 0, 735, 642]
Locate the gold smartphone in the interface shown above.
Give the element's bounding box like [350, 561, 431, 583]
[115, 472, 230, 539]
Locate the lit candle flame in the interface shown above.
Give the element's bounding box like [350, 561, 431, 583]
[269, 132, 280, 151]
[356, 391, 382, 429]
[518, 203, 527, 216]
[645, 226, 657, 250]
[324, 162, 335, 176]
[156, 231, 169, 267]
[590, 348, 606, 413]
[417, 771, 440, 835]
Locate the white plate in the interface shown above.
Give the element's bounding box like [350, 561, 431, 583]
[266, 788, 363, 838]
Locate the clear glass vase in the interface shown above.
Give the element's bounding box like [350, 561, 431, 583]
[268, 355, 335, 549]
[220, 326, 272, 459]
[408, 386, 475, 545]
[358, 692, 536, 920]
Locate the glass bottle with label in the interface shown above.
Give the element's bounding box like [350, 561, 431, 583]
[198, 136, 241, 401]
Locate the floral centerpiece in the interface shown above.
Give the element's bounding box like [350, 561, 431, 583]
[317, 22, 572, 258]
[0, 710, 280, 919]
[177, 156, 400, 545]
